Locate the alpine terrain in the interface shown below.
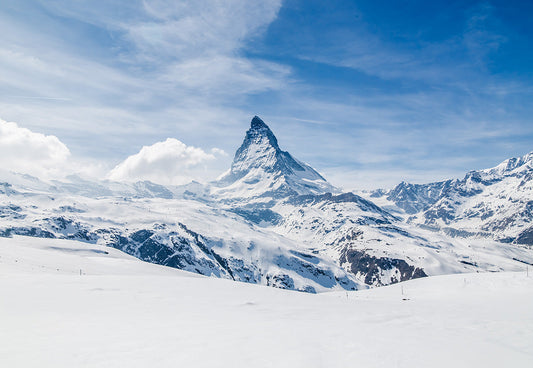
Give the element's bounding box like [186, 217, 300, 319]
[2, 235, 532, 368]
[1, 116, 532, 290]
[370, 151, 533, 246]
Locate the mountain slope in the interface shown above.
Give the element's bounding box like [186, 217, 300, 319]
[0, 176, 360, 293]
[2, 236, 532, 368]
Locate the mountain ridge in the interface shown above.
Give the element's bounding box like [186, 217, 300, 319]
[371, 151, 533, 245]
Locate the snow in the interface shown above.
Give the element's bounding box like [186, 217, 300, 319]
[2, 163, 533, 289]
[0, 179, 363, 292]
[270, 194, 533, 283]
[1, 235, 532, 367]
[372, 150, 533, 244]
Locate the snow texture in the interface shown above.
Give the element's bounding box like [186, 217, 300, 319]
[1, 235, 532, 368]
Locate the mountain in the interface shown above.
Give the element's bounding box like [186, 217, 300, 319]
[373, 180, 456, 214]
[212, 117, 533, 285]
[372, 151, 533, 245]
[212, 117, 441, 285]
[1, 116, 533, 291]
[213, 116, 336, 201]
[0, 172, 359, 293]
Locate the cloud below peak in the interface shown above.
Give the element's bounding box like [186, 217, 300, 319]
[108, 138, 227, 185]
[0, 118, 70, 178]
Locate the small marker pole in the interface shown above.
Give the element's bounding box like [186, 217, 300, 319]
[401, 285, 404, 296]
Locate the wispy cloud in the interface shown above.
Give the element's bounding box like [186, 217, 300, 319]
[127, 0, 282, 60]
[291, 2, 511, 92]
[0, 0, 285, 167]
[463, 3, 507, 68]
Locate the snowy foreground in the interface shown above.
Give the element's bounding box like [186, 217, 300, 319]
[1, 236, 532, 368]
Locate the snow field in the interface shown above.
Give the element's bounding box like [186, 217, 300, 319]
[1, 236, 532, 367]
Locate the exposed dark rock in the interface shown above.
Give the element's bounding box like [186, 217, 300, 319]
[515, 227, 533, 245]
[339, 249, 427, 286]
[266, 273, 295, 290]
[232, 208, 283, 226]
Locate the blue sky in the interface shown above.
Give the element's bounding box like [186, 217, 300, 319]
[0, 0, 532, 188]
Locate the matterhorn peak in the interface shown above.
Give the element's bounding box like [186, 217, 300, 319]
[213, 116, 336, 200]
[237, 115, 280, 155]
[250, 115, 269, 130]
[231, 116, 318, 178]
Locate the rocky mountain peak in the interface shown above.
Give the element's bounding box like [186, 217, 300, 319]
[214, 116, 335, 199]
[229, 116, 310, 177]
[234, 116, 280, 158]
[493, 151, 533, 174]
[250, 115, 270, 131]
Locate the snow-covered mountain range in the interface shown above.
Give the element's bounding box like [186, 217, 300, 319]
[371, 151, 533, 246]
[1, 116, 532, 291]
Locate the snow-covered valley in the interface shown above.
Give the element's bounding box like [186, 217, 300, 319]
[1, 235, 532, 368]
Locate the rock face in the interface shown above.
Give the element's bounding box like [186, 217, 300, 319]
[214, 116, 336, 201]
[2, 116, 533, 291]
[375, 152, 533, 245]
[339, 248, 427, 286]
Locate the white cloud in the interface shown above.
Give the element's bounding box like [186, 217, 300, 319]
[129, 0, 282, 59]
[108, 138, 227, 185]
[0, 118, 71, 178]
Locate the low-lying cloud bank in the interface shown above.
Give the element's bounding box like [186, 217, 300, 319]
[108, 138, 226, 185]
[0, 118, 226, 185]
[0, 119, 70, 178]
